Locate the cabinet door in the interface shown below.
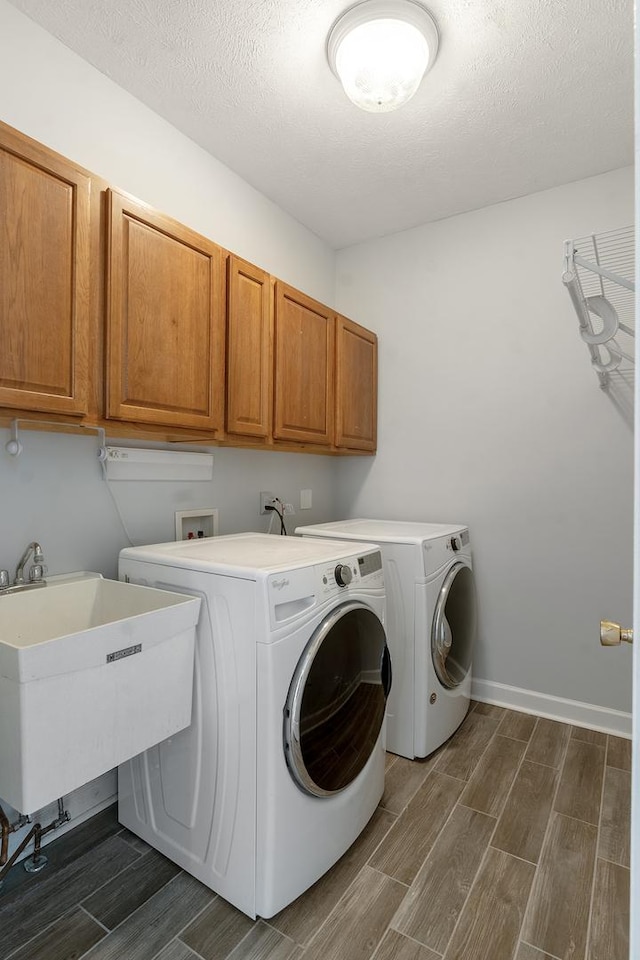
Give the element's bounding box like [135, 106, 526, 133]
[273, 283, 335, 445]
[226, 255, 272, 438]
[0, 125, 90, 416]
[335, 315, 377, 452]
[106, 189, 224, 432]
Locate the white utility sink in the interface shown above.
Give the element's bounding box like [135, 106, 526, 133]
[0, 573, 200, 814]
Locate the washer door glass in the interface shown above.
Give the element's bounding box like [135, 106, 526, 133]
[284, 601, 391, 798]
[431, 562, 476, 689]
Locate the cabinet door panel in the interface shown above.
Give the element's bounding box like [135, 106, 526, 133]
[0, 126, 90, 415]
[107, 189, 224, 431]
[226, 255, 271, 438]
[335, 316, 377, 452]
[273, 283, 334, 445]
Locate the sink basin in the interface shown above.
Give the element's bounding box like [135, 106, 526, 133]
[0, 573, 200, 814]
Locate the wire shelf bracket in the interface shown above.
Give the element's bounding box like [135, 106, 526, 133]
[562, 226, 635, 389]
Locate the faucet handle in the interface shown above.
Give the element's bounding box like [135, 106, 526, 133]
[0, 569, 9, 589]
[28, 563, 46, 583]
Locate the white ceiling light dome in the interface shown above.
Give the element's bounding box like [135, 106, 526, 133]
[327, 0, 439, 113]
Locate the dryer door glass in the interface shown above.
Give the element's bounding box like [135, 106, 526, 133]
[284, 601, 391, 798]
[431, 562, 476, 689]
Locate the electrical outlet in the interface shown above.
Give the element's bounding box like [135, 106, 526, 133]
[283, 503, 295, 515]
[260, 491, 275, 515]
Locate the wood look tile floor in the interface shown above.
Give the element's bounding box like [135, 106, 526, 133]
[0, 702, 630, 960]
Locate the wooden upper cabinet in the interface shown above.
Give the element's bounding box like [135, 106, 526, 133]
[273, 283, 335, 446]
[335, 315, 378, 452]
[106, 188, 225, 432]
[226, 255, 272, 438]
[0, 125, 90, 416]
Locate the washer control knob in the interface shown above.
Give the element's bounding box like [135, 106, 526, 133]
[334, 563, 353, 587]
[450, 537, 461, 552]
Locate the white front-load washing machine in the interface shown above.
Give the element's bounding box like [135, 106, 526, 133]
[296, 520, 476, 760]
[117, 533, 390, 919]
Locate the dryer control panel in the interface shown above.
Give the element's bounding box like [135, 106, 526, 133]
[447, 529, 470, 552]
[421, 528, 471, 576]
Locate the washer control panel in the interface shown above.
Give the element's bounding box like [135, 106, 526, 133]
[357, 552, 383, 577]
[319, 550, 383, 595]
[268, 549, 383, 630]
[334, 563, 353, 587]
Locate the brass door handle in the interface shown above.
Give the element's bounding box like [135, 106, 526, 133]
[600, 620, 634, 646]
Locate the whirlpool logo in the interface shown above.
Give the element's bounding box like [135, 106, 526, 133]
[271, 578, 290, 590]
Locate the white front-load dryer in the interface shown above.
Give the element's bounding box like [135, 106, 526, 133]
[296, 519, 476, 759]
[117, 533, 390, 919]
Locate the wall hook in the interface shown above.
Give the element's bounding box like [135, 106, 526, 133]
[4, 419, 106, 462]
[5, 421, 23, 457]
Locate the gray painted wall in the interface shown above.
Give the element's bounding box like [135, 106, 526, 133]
[335, 167, 634, 715]
[0, 431, 339, 580]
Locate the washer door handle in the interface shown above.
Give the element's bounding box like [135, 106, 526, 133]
[381, 643, 393, 698]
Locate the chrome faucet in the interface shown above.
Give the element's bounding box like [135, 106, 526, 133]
[0, 542, 47, 595]
[10, 541, 46, 590]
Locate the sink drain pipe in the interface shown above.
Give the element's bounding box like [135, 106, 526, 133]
[0, 799, 69, 887]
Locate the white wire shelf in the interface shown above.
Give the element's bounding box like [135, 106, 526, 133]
[562, 226, 635, 388]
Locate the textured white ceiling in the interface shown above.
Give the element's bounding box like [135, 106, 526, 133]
[7, 0, 633, 248]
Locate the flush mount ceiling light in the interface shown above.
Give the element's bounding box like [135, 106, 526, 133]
[327, 0, 439, 113]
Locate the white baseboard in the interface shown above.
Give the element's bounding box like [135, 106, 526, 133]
[471, 678, 632, 739]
